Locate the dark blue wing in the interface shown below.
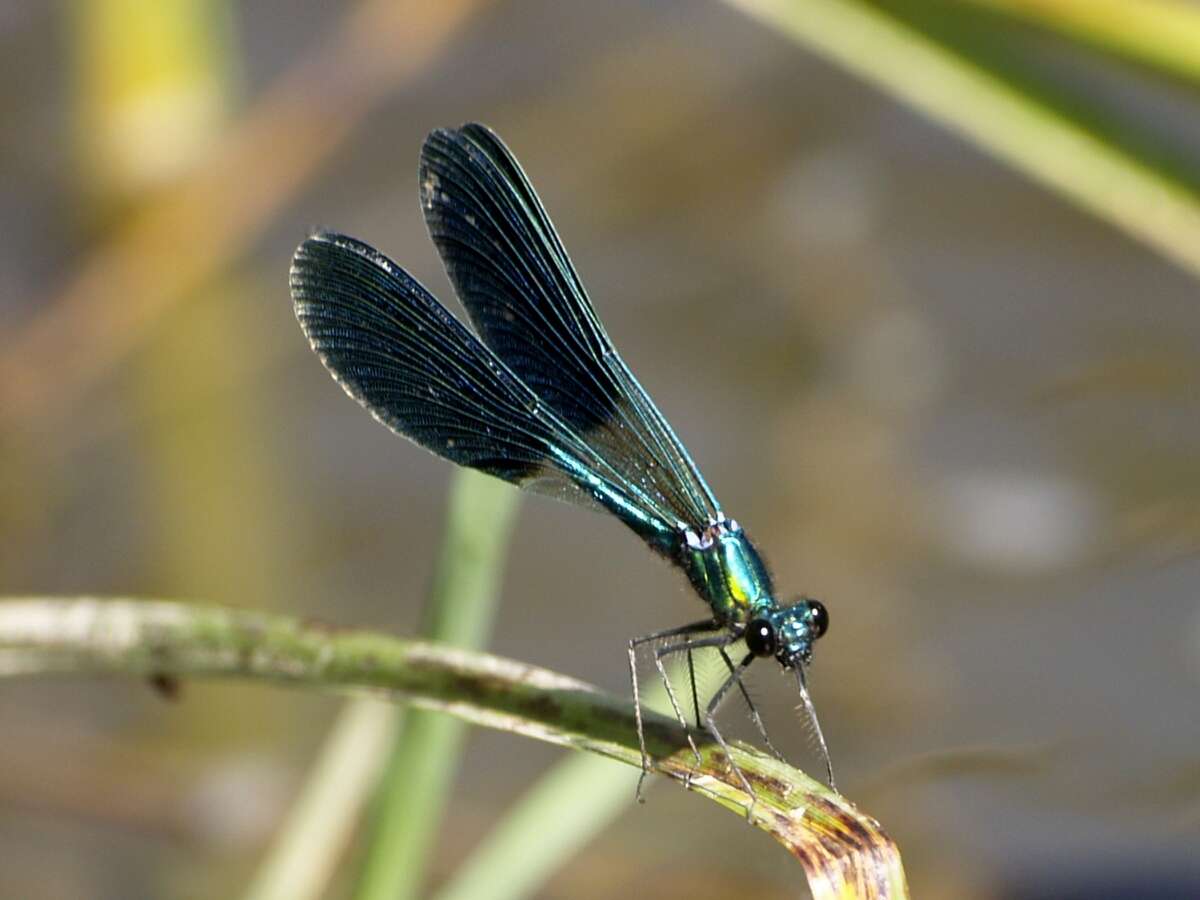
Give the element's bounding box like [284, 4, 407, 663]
[418, 124, 722, 532]
[291, 231, 678, 547]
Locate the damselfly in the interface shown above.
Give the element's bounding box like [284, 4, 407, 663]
[290, 123, 833, 800]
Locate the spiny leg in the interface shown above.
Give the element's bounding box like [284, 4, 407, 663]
[686, 638, 701, 730]
[653, 633, 739, 788]
[796, 665, 838, 792]
[704, 652, 761, 819]
[717, 647, 785, 762]
[628, 619, 718, 801]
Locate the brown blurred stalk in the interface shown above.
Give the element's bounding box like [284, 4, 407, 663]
[1, 0, 482, 431]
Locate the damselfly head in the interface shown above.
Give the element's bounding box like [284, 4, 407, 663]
[745, 597, 828, 669]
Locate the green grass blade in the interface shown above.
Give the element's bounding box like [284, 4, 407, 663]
[432, 752, 637, 900]
[725, 0, 1200, 281]
[965, 0, 1200, 84]
[354, 470, 520, 900]
[242, 698, 397, 900]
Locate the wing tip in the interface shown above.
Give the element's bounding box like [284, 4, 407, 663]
[290, 229, 342, 283]
[289, 230, 386, 339]
[419, 122, 508, 195]
[424, 121, 494, 145]
[291, 230, 401, 288]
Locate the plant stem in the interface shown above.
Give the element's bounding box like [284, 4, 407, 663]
[0, 597, 907, 899]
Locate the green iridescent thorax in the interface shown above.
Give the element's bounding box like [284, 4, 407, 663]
[678, 517, 775, 625]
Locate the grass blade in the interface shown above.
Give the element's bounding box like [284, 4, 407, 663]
[355, 470, 520, 900]
[966, 0, 1200, 84]
[242, 698, 397, 900]
[725, 0, 1200, 280]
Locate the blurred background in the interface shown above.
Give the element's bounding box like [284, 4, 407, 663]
[2, 1, 1200, 898]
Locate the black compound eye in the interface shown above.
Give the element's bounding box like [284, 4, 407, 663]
[808, 600, 829, 639]
[745, 618, 776, 657]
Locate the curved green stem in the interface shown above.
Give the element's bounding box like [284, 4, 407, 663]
[0, 597, 907, 899]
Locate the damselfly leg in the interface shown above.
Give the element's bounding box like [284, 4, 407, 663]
[653, 633, 763, 813]
[698, 650, 762, 818]
[628, 619, 719, 800]
[716, 646, 786, 763]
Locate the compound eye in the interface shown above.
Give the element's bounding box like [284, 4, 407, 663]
[745, 618, 776, 657]
[808, 600, 829, 639]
